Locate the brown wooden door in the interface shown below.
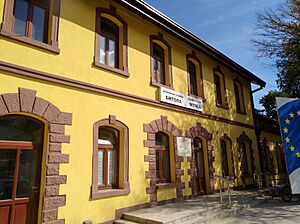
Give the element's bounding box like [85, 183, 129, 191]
[0, 141, 42, 224]
[193, 137, 206, 195]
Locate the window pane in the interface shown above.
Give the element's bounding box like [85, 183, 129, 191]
[101, 18, 118, 36]
[97, 150, 104, 185]
[108, 150, 117, 186]
[153, 60, 158, 82]
[214, 74, 222, 105]
[13, 0, 28, 36]
[109, 39, 116, 68]
[193, 137, 202, 148]
[32, 5, 46, 42]
[100, 35, 106, 64]
[0, 150, 16, 200]
[156, 151, 160, 179]
[155, 132, 169, 147]
[158, 60, 165, 84]
[221, 140, 229, 176]
[16, 150, 36, 198]
[162, 151, 170, 181]
[189, 62, 197, 95]
[0, 116, 43, 143]
[196, 152, 204, 177]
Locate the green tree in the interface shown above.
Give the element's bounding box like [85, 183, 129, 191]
[259, 90, 287, 119]
[252, 0, 300, 97]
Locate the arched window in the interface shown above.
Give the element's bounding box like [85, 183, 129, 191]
[150, 34, 173, 88]
[186, 54, 205, 99]
[234, 79, 246, 114]
[152, 43, 165, 85]
[95, 7, 129, 77]
[155, 132, 171, 183]
[221, 140, 229, 176]
[241, 142, 249, 175]
[92, 116, 130, 199]
[97, 126, 119, 188]
[213, 67, 228, 109]
[99, 18, 119, 68]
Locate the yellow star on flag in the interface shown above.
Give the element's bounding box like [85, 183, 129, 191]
[283, 128, 288, 133]
[285, 137, 290, 143]
[296, 152, 300, 158]
[290, 146, 295, 151]
[290, 112, 294, 118]
[297, 111, 300, 116]
[285, 119, 290, 124]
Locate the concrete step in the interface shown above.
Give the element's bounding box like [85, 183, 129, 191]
[114, 219, 141, 224]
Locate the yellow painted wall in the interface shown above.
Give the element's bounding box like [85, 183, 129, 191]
[0, 0, 262, 223]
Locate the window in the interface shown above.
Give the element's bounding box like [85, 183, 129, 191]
[94, 7, 129, 77]
[1, 0, 60, 53]
[92, 116, 130, 199]
[221, 140, 229, 177]
[99, 18, 119, 69]
[234, 79, 246, 114]
[213, 67, 228, 109]
[155, 132, 171, 183]
[241, 143, 249, 175]
[152, 43, 165, 85]
[97, 126, 119, 189]
[187, 54, 205, 99]
[150, 34, 173, 88]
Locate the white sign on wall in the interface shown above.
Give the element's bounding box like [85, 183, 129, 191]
[177, 137, 192, 157]
[160, 87, 203, 112]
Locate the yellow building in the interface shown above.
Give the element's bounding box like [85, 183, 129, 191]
[0, 0, 268, 223]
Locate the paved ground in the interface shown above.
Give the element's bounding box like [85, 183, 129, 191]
[211, 197, 300, 224]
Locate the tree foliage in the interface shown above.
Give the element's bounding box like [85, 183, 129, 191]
[253, 0, 300, 97]
[259, 91, 287, 119]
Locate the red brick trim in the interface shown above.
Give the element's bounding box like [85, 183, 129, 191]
[237, 132, 254, 182]
[0, 88, 72, 224]
[185, 124, 214, 196]
[143, 116, 183, 204]
[91, 116, 130, 199]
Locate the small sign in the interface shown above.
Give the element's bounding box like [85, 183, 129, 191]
[177, 137, 192, 157]
[160, 87, 203, 112]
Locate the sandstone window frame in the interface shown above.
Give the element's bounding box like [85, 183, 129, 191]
[92, 116, 130, 199]
[186, 54, 205, 100]
[213, 67, 228, 109]
[0, 0, 61, 53]
[150, 33, 173, 89]
[94, 6, 129, 77]
[233, 78, 246, 115]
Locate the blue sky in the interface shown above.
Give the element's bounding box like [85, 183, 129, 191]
[144, 0, 283, 109]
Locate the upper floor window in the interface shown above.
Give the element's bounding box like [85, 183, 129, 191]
[150, 34, 173, 88]
[92, 116, 130, 199]
[94, 7, 129, 77]
[213, 67, 228, 109]
[155, 132, 171, 183]
[14, 0, 49, 43]
[234, 79, 246, 114]
[99, 18, 119, 68]
[187, 54, 205, 99]
[152, 43, 165, 85]
[1, 0, 60, 53]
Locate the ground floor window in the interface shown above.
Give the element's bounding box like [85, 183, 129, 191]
[155, 132, 171, 183]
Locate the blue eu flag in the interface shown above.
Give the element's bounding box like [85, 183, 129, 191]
[277, 98, 300, 194]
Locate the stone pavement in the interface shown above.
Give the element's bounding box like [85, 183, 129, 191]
[115, 190, 269, 223]
[211, 197, 300, 224]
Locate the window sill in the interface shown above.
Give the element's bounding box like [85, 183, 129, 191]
[151, 81, 174, 90]
[94, 61, 130, 78]
[91, 186, 130, 199]
[237, 110, 247, 115]
[216, 102, 229, 110]
[0, 29, 60, 54]
[156, 183, 176, 189]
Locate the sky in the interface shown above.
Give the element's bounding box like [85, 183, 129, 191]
[143, 0, 284, 109]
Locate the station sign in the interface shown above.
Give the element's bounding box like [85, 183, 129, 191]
[160, 87, 203, 112]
